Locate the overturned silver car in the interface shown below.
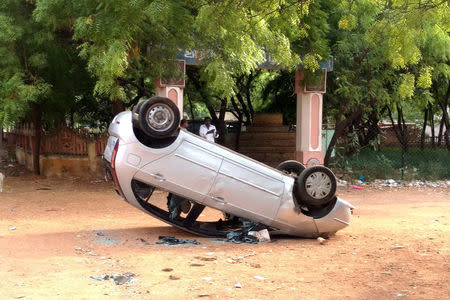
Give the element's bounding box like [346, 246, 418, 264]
[103, 97, 353, 238]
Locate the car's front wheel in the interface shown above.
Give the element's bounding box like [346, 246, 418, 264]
[296, 166, 337, 207]
[138, 97, 180, 139]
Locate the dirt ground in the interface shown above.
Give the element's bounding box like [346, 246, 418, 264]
[0, 174, 449, 300]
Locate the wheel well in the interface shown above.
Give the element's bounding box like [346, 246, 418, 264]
[133, 125, 178, 149]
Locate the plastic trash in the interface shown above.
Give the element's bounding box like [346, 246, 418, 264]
[248, 229, 271, 243]
[90, 275, 109, 281]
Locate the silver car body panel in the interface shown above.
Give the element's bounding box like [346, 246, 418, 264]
[105, 111, 353, 237]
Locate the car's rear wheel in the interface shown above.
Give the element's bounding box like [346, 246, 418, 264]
[296, 166, 337, 207]
[138, 97, 180, 139]
[276, 160, 305, 177]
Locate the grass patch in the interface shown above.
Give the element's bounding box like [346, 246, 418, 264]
[331, 147, 450, 181]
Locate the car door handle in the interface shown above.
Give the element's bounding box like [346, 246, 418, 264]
[211, 196, 225, 204]
[149, 173, 165, 182]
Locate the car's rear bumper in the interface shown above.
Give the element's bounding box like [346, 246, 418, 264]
[102, 158, 126, 201]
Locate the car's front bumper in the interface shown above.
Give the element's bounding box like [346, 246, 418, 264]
[314, 198, 354, 235]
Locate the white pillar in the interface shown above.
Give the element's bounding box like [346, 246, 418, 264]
[294, 70, 325, 166]
[155, 85, 184, 117]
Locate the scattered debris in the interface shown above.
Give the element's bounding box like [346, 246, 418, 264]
[359, 175, 368, 184]
[210, 238, 226, 243]
[156, 236, 201, 246]
[249, 263, 261, 268]
[89, 273, 137, 285]
[226, 231, 259, 244]
[112, 273, 137, 285]
[161, 268, 173, 272]
[90, 275, 109, 281]
[248, 229, 271, 243]
[227, 252, 257, 264]
[317, 237, 327, 245]
[351, 185, 363, 190]
[338, 178, 449, 188]
[96, 236, 119, 245]
[392, 245, 405, 250]
[226, 222, 270, 244]
[195, 256, 217, 262]
[253, 275, 266, 281]
[395, 293, 408, 298]
[198, 294, 210, 298]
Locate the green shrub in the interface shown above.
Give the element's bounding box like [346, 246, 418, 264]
[331, 147, 450, 181]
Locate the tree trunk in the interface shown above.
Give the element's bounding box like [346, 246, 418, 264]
[324, 108, 364, 165]
[437, 82, 450, 150]
[112, 99, 125, 115]
[387, 104, 408, 152]
[216, 99, 227, 145]
[429, 102, 435, 148]
[400, 106, 408, 153]
[230, 97, 243, 151]
[0, 126, 3, 152]
[420, 108, 428, 150]
[437, 116, 444, 146]
[31, 102, 42, 175]
[187, 96, 195, 120]
[236, 93, 252, 125]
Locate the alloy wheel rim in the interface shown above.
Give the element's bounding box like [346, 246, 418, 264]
[146, 104, 174, 132]
[305, 171, 332, 199]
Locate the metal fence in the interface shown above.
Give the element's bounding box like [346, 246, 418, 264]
[327, 122, 450, 181]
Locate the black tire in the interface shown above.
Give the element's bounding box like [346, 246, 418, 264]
[276, 160, 306, 177]
[296, 166, 337, 207]
[138, 97, 180, 139]
[132, 100, 145, 126]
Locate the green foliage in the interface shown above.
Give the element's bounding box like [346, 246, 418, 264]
[398, 74, 415, 100]
[0, 0, 53, 126]
[333, 147, 450, 180]
[33, 0, 318, 100]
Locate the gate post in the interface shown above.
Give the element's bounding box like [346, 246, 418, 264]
[294, 70, 326, 166]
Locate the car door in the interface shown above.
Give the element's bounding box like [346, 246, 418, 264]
[208, 155, 285, 224]
[136, 139, 222, 202]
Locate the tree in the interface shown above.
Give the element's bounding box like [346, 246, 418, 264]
[0, 1, 99, 174]
[321, 0, 449, 165]
[33, 1, 334, 109]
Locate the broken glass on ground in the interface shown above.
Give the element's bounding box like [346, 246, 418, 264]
[89, 272, 137, 285]
[225, 222, 271, 244]
[156, 236, 201, 246]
